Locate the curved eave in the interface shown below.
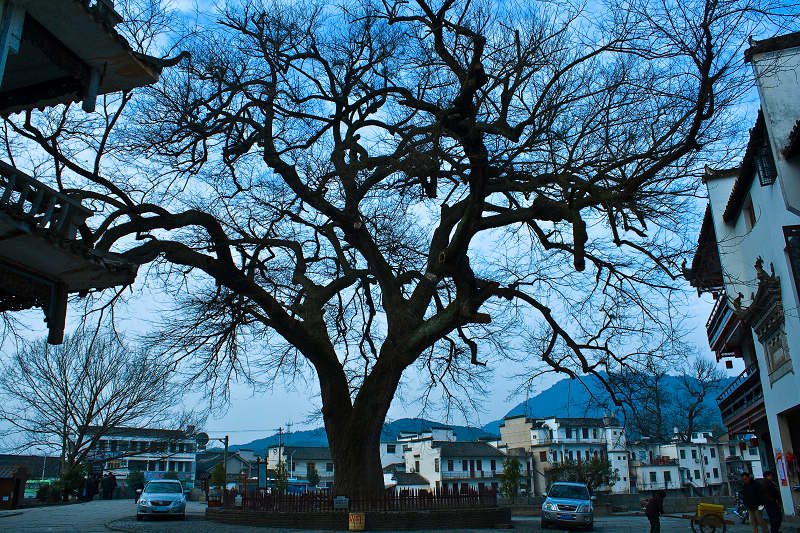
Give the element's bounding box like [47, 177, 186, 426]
[0, 0, 164, 115]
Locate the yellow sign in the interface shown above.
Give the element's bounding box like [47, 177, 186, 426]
[348, 512, 365, 531]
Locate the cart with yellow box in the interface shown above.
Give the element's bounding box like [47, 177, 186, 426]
[663, 502, 734, 532]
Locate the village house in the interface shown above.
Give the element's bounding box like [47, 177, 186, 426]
[499, 415, 631, 495]
[266, 446, 335, 492]
[684, 30, 800, 517]
[89, 427, 198, 489]
[401, 434, 505, 493]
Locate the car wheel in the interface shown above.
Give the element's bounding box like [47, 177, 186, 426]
[541, 519, 549, 529]
[585, 523, 594, 532]
[182, 513, 187, 520]
[136, 514, 142, 521]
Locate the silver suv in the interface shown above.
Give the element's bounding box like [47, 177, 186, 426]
[541, 481, 594, 531]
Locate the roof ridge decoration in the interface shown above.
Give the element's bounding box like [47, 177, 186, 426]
[745, 30, 800, 62]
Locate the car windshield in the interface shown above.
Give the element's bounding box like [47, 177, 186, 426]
[549, 484, 590, 500]
[144, 482, 182, 494]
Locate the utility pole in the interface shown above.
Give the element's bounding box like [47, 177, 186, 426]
[223, 435, 229, 488]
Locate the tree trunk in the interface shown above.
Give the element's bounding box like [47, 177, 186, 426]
[319, 354, 405, 499]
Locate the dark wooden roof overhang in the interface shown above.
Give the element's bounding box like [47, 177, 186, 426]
[0, 0, 167, 115]
[683, 204, 724, 294]
[0, 161, 137, 343]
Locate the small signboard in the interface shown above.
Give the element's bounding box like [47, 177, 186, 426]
[348, 512, 365, 531]
[333, 496, 349, 510]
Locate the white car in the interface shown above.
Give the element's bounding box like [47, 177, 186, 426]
[136, 480, 187, 520]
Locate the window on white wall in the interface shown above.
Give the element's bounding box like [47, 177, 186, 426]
[743, 195, 756, 230]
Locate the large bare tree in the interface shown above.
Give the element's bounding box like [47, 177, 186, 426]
[1, 0, 793, 497]
[0, 328, 191, 474]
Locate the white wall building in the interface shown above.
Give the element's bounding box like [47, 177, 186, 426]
[266, 445, 335, 490]
[380, 440, 404, 467]
[685, 31, 800, 516]
[89, 427, 198, 489]
[499, 415, 631, 495]
[402, 438, 505, 492]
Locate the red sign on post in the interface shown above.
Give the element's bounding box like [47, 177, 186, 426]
[776, 453, 789, 487]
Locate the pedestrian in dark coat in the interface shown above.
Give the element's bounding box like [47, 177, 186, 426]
[741, 472, 769, 533]
[86, 475, 98, 501]
[133, 478, 144, 503]
[645, 490, 666, 533]
[101, 473, 114, 500]
[760, 471, 782, 533]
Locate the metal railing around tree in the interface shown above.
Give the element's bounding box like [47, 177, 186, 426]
[236, 487, 499, 513]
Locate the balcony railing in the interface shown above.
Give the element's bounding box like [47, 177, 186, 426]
[441, 470, 499, 479]
[705, 295, 742, 357]
[717, 364, 759, 404]
[0, 161, 91, 240]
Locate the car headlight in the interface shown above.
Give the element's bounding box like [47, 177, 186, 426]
[577, 504, 592, 513]
[543, 502, 559, 511]
[138, 499, 149, 506]
[171, 499, 185, 506]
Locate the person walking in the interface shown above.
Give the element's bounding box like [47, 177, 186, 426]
[741, 472, 769, 533]
[133, 477, 144, 503]
[86, 474, 98, 501]
[101, 473, 113, 500]
[645, 490, 666, 533]
[760, 470, 783, 533]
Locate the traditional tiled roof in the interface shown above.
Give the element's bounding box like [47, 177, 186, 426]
[0, 464, 27, 479]
[281, 446, 332, 461]
[722, 111, 767, 223]
[0, 455, 60, 479]
[383, 462, 405, 474]
[195, 451, 250, 475]
[745, 31, 800, 62]
[548, 417, 617, 427]
[87, 427, 190, 440]
[394, 472, 429, 486]
[784, 119, 800, 160]
[434, 441, 505, 458]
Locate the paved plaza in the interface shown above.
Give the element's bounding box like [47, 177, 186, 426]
[0, 499, 758, 532]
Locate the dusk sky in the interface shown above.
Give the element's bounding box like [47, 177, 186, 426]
[0, 0, 761, 449]
[3, 250, 726, 446]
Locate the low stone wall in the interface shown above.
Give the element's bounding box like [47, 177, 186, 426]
[506, 494, 735, 517]
[206, 506, 513, 530]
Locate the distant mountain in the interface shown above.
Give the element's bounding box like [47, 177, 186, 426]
[482, 373, 733, 437]
[229, 418, 497, 455]
[227, 373, 733, 454]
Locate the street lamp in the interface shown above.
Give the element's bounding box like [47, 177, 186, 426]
[196, 433, 229, 488]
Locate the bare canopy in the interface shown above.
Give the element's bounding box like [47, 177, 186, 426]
[0, 328, 190, 472]
[1, 0, 792, 497]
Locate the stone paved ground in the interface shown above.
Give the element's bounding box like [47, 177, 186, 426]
[110, 513, 753, 533]
[0, 499, 759, 533]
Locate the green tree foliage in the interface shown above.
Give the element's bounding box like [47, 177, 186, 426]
[499, 458, 522, 503]
[273, 462, 289, 495]
[546, 457, 619, 491]
[57, 463, 87, 501]
[210, 462, 226, 488]
[307, 463, 320, 489]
